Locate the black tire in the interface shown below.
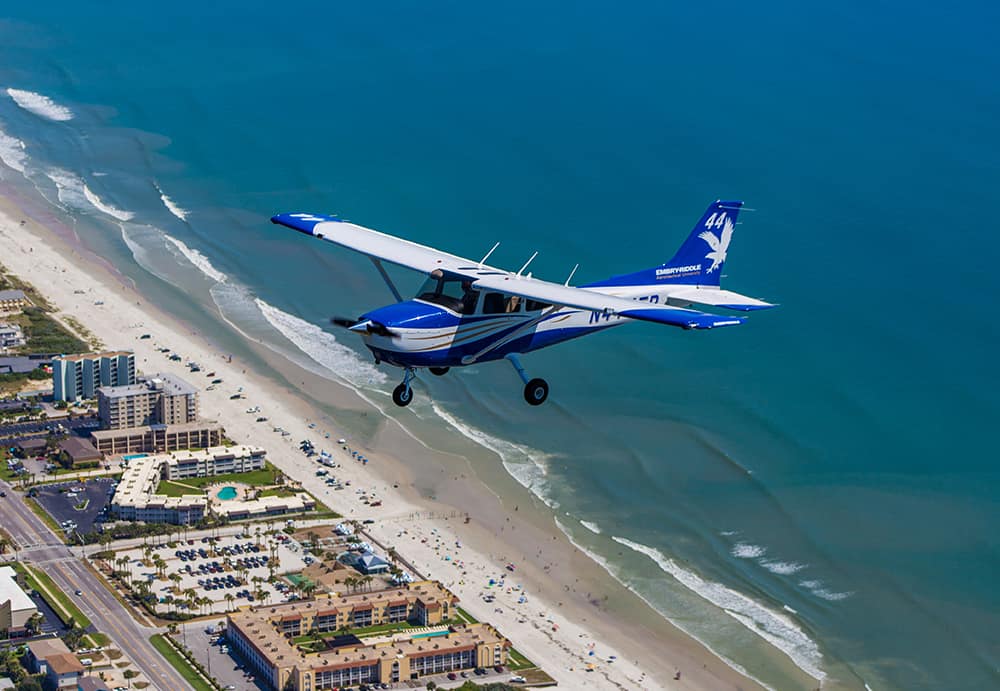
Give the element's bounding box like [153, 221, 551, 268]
[429, 367, 450, 376]
[523, 378, 549, 406]
[392, 383, 414, 407]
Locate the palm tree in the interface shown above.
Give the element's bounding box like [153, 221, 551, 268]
[224, 593, 235, 612]
[0, 537, 10, 555]
[301, 581, 317, 600]
[169, 572, 182, 593]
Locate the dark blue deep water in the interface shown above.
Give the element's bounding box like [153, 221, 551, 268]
[1, 2, 998, 688]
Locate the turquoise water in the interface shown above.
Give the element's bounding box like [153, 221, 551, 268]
[0, 3, 997, 688]
[122, 454, 147, 461]
[215, 486, 238, 501]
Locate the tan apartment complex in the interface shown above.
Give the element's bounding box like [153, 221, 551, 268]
[226, 582, 508, 690]
[91, 420, 223, 456]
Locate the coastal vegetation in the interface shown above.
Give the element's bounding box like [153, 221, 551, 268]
[149, 634, 220, 691]
[8, 307, 87, 354]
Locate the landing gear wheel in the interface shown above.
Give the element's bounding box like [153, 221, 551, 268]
[392, 383, 414, 407]
[523, 378, 549, 406]
[429, 367, 450, 376]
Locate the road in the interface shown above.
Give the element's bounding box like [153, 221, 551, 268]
[0, 480, 191, 690]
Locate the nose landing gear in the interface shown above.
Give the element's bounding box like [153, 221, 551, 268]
[507, 354, 549, 406]
[392, 367, 417, 407]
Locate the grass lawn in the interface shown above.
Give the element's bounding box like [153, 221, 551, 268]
[258, 487, 297, 498]
[155, 462, 280, 495]
[83, 632, 111, 647]
[506, 647, 535, 671]
[22, 563, 92, 628]
[149, 634, 215, 691]
[454, 606, 479, 624]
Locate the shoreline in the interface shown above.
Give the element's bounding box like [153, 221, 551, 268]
[0, 187, 799, 690]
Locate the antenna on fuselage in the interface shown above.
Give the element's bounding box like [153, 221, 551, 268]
[564, 263, 579, 286]
[516, 251, 538, 278]
[479, 242, 500, 269]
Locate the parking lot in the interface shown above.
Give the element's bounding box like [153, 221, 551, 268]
[0, 416, 100, 440]
[118, 532, 308, 615]
[32, 477, 115, 536]
[180, 618, 266, 691]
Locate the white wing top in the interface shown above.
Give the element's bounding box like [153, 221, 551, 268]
[272, 213, 754, 330]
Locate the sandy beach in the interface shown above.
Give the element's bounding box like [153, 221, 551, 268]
[0, 186, 781, 690]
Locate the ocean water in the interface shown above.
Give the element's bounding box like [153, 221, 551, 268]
[1, 2, 998, 688]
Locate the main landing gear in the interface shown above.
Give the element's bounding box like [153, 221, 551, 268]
[392, 368, 416, 407]
[507, 354, 549, 406]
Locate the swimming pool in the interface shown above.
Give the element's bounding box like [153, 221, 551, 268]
[216, 486, 238, 500]
[122, 453, 147, 461]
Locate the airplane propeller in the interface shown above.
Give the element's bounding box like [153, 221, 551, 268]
[330, 316, 398, 338]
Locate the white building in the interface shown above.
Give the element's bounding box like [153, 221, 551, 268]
[108, 445, 315, 525]
[0, 566, 37, 635]
[0, 323, 25, 351]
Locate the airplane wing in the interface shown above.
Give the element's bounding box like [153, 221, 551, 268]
[272, 213, 472, 274]
[273, 212, 743, 330]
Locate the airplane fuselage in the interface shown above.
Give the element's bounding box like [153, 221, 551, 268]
[358, 286, 667, 369]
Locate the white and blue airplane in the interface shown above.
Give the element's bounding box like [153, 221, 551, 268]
[272, 200, 774, 407]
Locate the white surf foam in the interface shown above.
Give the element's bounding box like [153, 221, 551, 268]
[45, 169, 89, 210]
[155, 183, 189, 221]
[6, 88, 73, 121]
[83, 184, 134, 221]
[580, 520, 602, 535]
[761, 560, 807, 576]
[719, 530, 738, 537]
[256, 298, 387, 388]
[0, 128, 27, 173]
[430, 402, 558, 509]
[799, 580, 853, 602]
[732, 543, 767, 559]
[612, 535, 826, 681]
[164, 235, 227, 283]
[551, 519, 772, 690]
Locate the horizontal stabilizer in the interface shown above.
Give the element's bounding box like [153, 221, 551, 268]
[666, 287, 775, 312]
[619, 308, 745, 330]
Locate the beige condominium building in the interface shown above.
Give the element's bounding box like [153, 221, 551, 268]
[91, 420, 223, 456]
[52, 350, 135, 402]
[97, 373, 198, 429]
[226, 582, 509, 690]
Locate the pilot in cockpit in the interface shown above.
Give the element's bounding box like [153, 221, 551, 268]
[460, 280, 480, 314]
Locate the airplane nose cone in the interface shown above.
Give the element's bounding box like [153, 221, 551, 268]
[361, 301, 456, 329]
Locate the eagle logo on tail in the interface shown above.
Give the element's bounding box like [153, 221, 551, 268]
[698, 217, 734, 273]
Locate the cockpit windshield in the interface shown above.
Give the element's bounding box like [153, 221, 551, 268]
[415, 276, 480, 314]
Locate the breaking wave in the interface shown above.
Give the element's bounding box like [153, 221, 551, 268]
[83, 184, 134, 221]
[6, 88, 73, 121]
[761, 560, 807, 576]
[580, 520, 602, 535]
[45, 169, 89, 210]
[164, 235, 227, 283]
[256, 298, 387, 388]
[155, 183, 189, 221]
[800, 580, 853, 602]
[732, 543, 767, 559]
[612, 535, 826, 681]
[431, 402, 558, 509]
[0, 127, 27, 173]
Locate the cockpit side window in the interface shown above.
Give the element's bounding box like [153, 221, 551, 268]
[482, 292, 507, 314]
[526, 299, 552, 312]
[416, 276, 480, 315]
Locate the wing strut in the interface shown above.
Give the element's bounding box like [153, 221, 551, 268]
[369, 257, 403, 303]
[461, 305, 562, 365]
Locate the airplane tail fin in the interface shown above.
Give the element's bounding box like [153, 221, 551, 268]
[589, 200, 743, 288]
